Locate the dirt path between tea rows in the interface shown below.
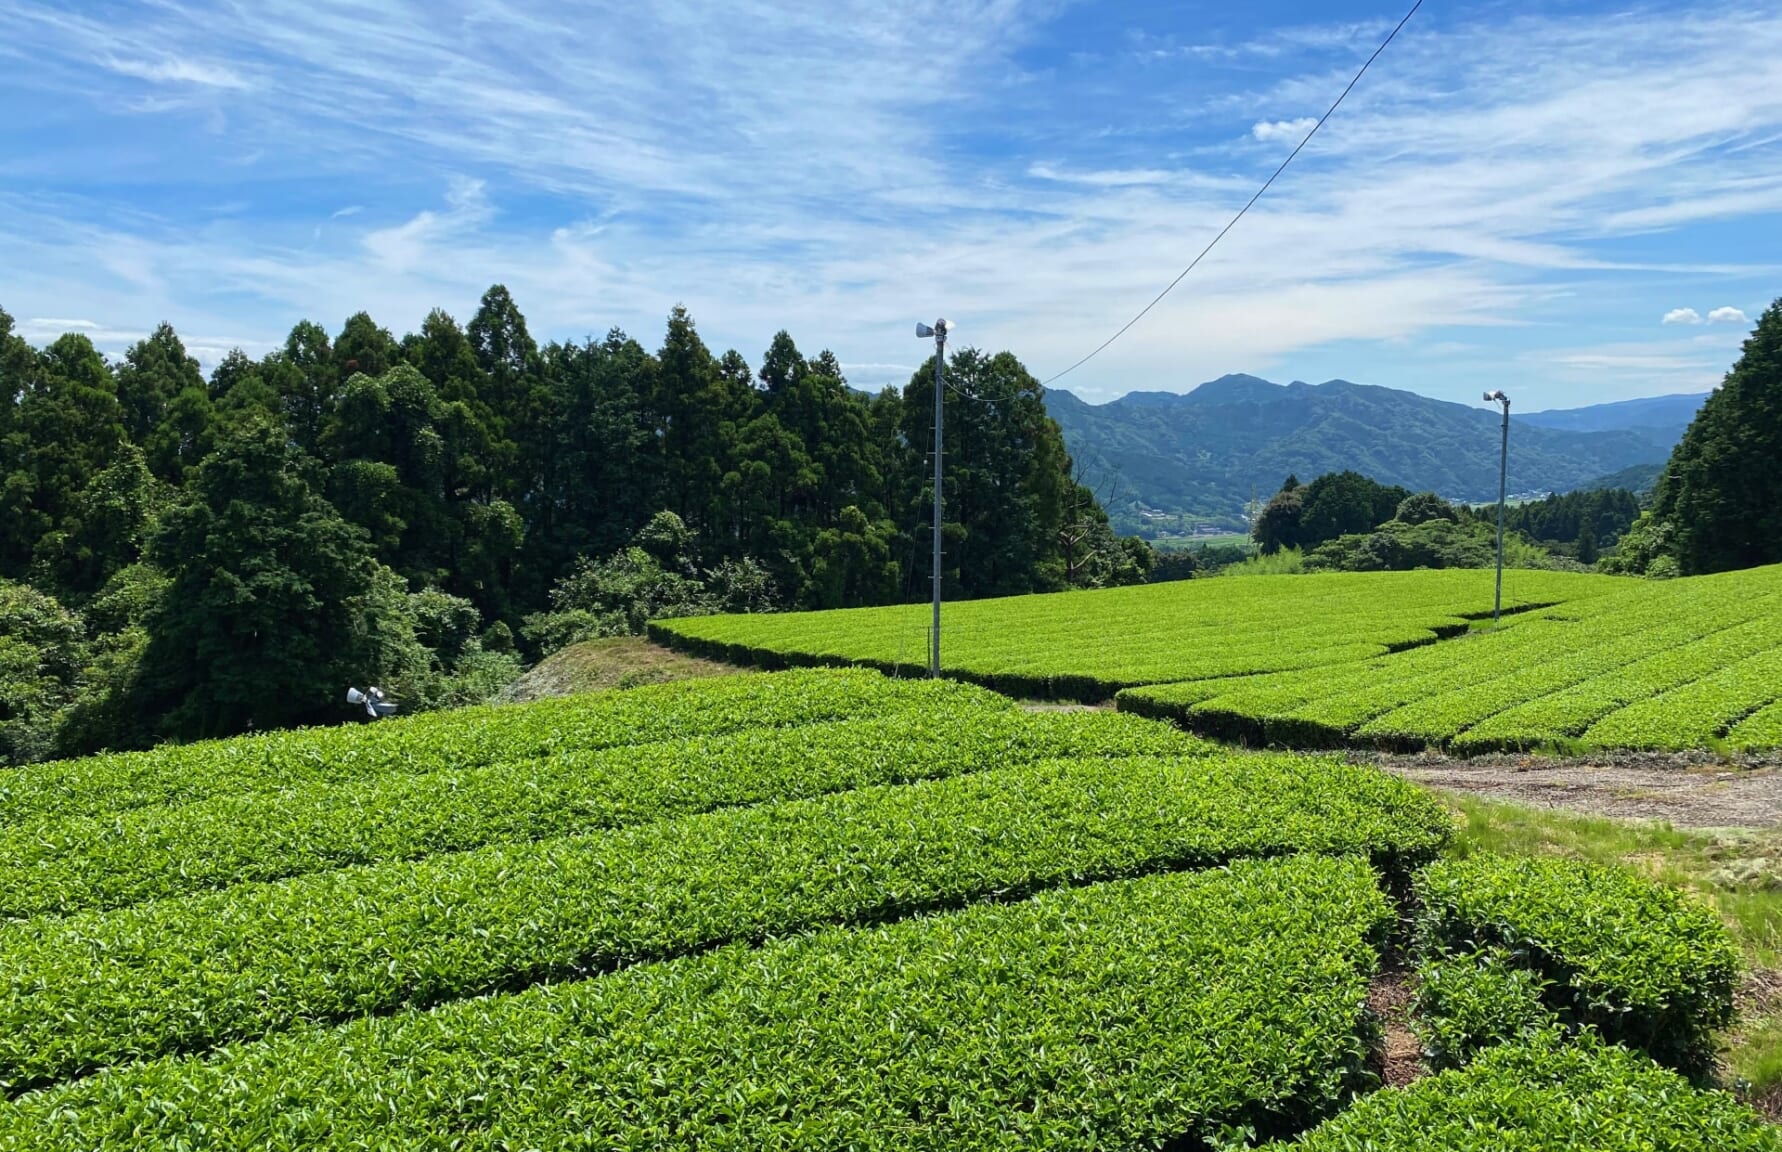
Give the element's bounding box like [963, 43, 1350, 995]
[1029, 700, 1782, 828]
[1364, 749, 1782, 829]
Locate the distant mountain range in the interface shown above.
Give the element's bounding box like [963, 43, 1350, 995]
[1518, 393, 1705, 446]
[1044, 375, 1707, 537]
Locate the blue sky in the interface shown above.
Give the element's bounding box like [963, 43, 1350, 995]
[1, 1, 1777, 409]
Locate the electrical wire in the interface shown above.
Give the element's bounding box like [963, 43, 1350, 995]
[945, 377, 1023, 405]
[1041, 0, 1425, 387]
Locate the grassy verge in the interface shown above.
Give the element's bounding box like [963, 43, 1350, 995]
[495, 635, 740, 703]
[1437, 790, 1782, 1094]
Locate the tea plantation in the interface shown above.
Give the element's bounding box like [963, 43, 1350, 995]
[1119, 563, 1782, 754]
[0, 667, 1770, 1148]
[652, 568, 1626, 699]
[657, 564, 1782, 754]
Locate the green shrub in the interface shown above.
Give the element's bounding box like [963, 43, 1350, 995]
[1114, 564, 1782, 754]
[1414, 854, 1738, 1076]
[0, 707, 1204, 918]
[1411, 947, 1554, 1070]
[653, 569, 1622, 701]
[1219, 546, 1307, 576]
[0, 668, 997, 828]
[0, 752, 1441, 1088]
[1276, 1032, 1782, 1151]
[0, 579, 85, 766]
[0, 858, 1392, 1150]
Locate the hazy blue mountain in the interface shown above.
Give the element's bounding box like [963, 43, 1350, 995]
[1046, 375, 1679, 536]
[1521, 392, 1708, 449]
[1576, 461, 1666, 497]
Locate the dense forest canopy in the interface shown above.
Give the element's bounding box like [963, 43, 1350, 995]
[0, 289, 1138, 758]
[1612, 297, 1782, 577]
[1247, 469, 1642, 574]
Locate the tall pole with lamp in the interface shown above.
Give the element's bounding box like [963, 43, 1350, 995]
[1484, 390, 1511, 625]
[916, 319, 951, 677]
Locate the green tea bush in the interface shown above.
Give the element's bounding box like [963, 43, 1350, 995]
[0, 707, 1200, 917]
[1118, 564, 1782, 754]
[1411, 947, 1554, 1070]
[1276, 1033, 1782, 1151]
[1414, 855, 1738, 1075]
[0, 858, 1392, 1150]
[0, 668, 993, 827]
[653, 569, 1620, 701]
[0, 753, 1443, 1089]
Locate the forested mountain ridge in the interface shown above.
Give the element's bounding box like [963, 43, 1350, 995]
[1519, 392, 1707, 445]
[1047, 375, 1683, 534]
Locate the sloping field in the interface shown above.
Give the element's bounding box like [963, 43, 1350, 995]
[0, 668, 1764, 1147]
[652, 569, 1625, 699]
[1120, 563, 1782, 754]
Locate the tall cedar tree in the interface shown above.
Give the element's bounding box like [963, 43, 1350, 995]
[139, 419, 421, 739]
[901, 348, 1073, 598]
[266, 321, 335, 456]
[0, 334, 127, 589]
[333, 312, 399, 382]
[654, 306, 749, 540]
[0, 310, 32, 557]
[115, 323, 207, 482]
[1649, 298, 1782, 574]
[324, 364, 456, 590]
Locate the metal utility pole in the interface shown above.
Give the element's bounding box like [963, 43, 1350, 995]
[1484, 390, 1511, 624]
[916, 319, 950, 678]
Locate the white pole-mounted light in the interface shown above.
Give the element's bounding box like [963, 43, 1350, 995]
[346, 686, 399, 719]
[1484, 390, 1511, 624]
[916, 318, 951, 678]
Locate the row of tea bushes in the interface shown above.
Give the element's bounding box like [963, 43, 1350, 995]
[0, 708, 1206, 918]
[1278, 1035, 1780, 1151]
[1119, 565, 1782, 753]
[0, 753, 1445, 1090]
[0, 858, 1394, 1149]
[653, 569, 1622, 700]
[0, 669, 990, 827]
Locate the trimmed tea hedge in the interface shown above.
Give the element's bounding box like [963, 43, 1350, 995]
[653, 569, 1621, 701]
[0, 753, 1445, 1090]
[0, 707, 1206, 918]
[1731, 699, 1782, 750]
[1410, 947, 1554, 1071]
[0, 857, 1393, 1150]
[1119, 564, 1782, 754]
[1414, 854, 1738, 1075]
[0, 668, 994, 828]
[1277, 1033, 1782, 1151]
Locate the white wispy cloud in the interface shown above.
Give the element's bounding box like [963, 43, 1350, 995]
[1251, 117, 1318, 142]
[101, 55, 248, 89]
[26, 317, 99, 330]
[0, 2, 1779, 404]
[1663, 307, 1704, 325]
[362, 179, 493, 274]
[1028, 164, 1176, 187]
[1707, 305, 1749, 324]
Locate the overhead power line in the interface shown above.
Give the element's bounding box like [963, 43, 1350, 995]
[1042, 0, 1426, 387]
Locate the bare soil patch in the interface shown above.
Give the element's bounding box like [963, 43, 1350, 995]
[1368, 969, 1424, 1088]
[1360, 748, 1782, 829]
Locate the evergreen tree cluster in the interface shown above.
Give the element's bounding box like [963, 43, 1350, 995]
[0, 289, 1132, 758]
[1251, 471, 1413, 556]
[1610, 297, 1782, 577]
[1249, 472, 1594, 574]
[1499, 487, 1642, 564]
